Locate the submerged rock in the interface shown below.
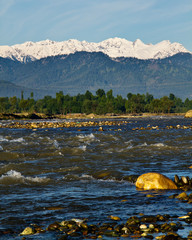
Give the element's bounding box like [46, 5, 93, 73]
[47, 222, 60, 231]
[98, 126, 104, 131]
[176, 192, 188, 200]
[136, 173, 177, 190]
[109, 215, 121, 221]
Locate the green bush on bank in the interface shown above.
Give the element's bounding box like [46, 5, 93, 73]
[0, 89, 191, 115]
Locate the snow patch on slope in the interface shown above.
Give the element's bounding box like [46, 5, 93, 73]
[0, 37, 190, 62]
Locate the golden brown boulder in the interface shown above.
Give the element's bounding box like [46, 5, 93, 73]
[135, 172, 177, 190]
[185, 110, 192, 118]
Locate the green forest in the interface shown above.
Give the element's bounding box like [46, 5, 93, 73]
[0, 89, 192, 115]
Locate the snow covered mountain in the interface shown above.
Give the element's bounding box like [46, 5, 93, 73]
[0, 37, 190, 62]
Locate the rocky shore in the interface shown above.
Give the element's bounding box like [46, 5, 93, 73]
[0, 119, 191, 131]
[1, 175, 191, 239]
[0, 119, 128, 129]
[0, 112, 191, 130]
[17, 211, 192, 240]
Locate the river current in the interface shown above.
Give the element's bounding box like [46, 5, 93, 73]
[0, 116, 191, 239]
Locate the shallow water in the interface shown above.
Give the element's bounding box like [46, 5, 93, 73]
[0, 116, 192, 239]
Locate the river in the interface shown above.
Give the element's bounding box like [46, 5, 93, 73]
[0, 116, 191, 239]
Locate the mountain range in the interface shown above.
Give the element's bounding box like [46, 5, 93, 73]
[0, 38, 190, 62]
[0, 38, 192, 99]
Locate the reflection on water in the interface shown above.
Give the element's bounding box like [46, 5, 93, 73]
[0, 117, 191, 238]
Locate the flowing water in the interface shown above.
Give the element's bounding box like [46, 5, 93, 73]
[0, 117, 191, 239]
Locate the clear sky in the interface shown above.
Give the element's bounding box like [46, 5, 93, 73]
[0, 0, 192, 51]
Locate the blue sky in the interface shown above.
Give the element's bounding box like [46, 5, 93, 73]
[0, 0, 192, 51]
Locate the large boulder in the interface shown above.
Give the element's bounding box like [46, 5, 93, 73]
[185, 110, 192, 118]
[136, 172, 177, 190]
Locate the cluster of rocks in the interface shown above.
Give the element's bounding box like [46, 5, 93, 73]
[0, 120, 191, 131]
[174, 175, 192, 191]
[0, 120, 128, 129]
[18, 213, 192, 239]
[169, 191, 192, 204]
[132, 125, 192, 131]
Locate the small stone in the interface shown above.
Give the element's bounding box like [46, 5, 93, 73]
[131, 233, 142, 238]
[146, 194, 156, 198]
[181, 176, 189, 184]
[178, 215, 190, 219]
[149, 224, 154, 229]
[20, 227, 35, 236]
[71, 218, 85, 226]
[81, 223, 88, 229]
[156, 235, 165, 240]
[60, 221, 67, 226]
[176, 192, 188, 199]
[121, 234, 130, 237]
[140, 224, 147, 230]
[47, 222, 60, 231]
[121, 227, 129, 234]
[174, 175, 179, 184]
[109, 215, 121, 221]
[139, 213, 144, 216]
[141, 232, 147, 236]
[152, 126, 159, 130]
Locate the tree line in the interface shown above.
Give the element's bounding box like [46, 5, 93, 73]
[0, 90, 192, 115]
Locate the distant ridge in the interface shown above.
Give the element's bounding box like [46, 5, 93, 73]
[0, 51, 192, 99]
[0, 38, 190, 62]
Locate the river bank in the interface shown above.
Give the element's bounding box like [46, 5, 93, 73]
[0, 114, 191, 132]
[0, 112, 185, 120]
[15, 210, 192, 239]
[0, 112, 189, 130]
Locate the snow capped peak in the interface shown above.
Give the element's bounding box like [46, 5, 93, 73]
[160, 40, 171, 44]
[101, 37, 132, 47]
[22, 41, 35, 47]
[133, 39, 144, 46]
[102, 37, 128, 43]
[0, 37, 190, 62]
[37, 39, 56, 45]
